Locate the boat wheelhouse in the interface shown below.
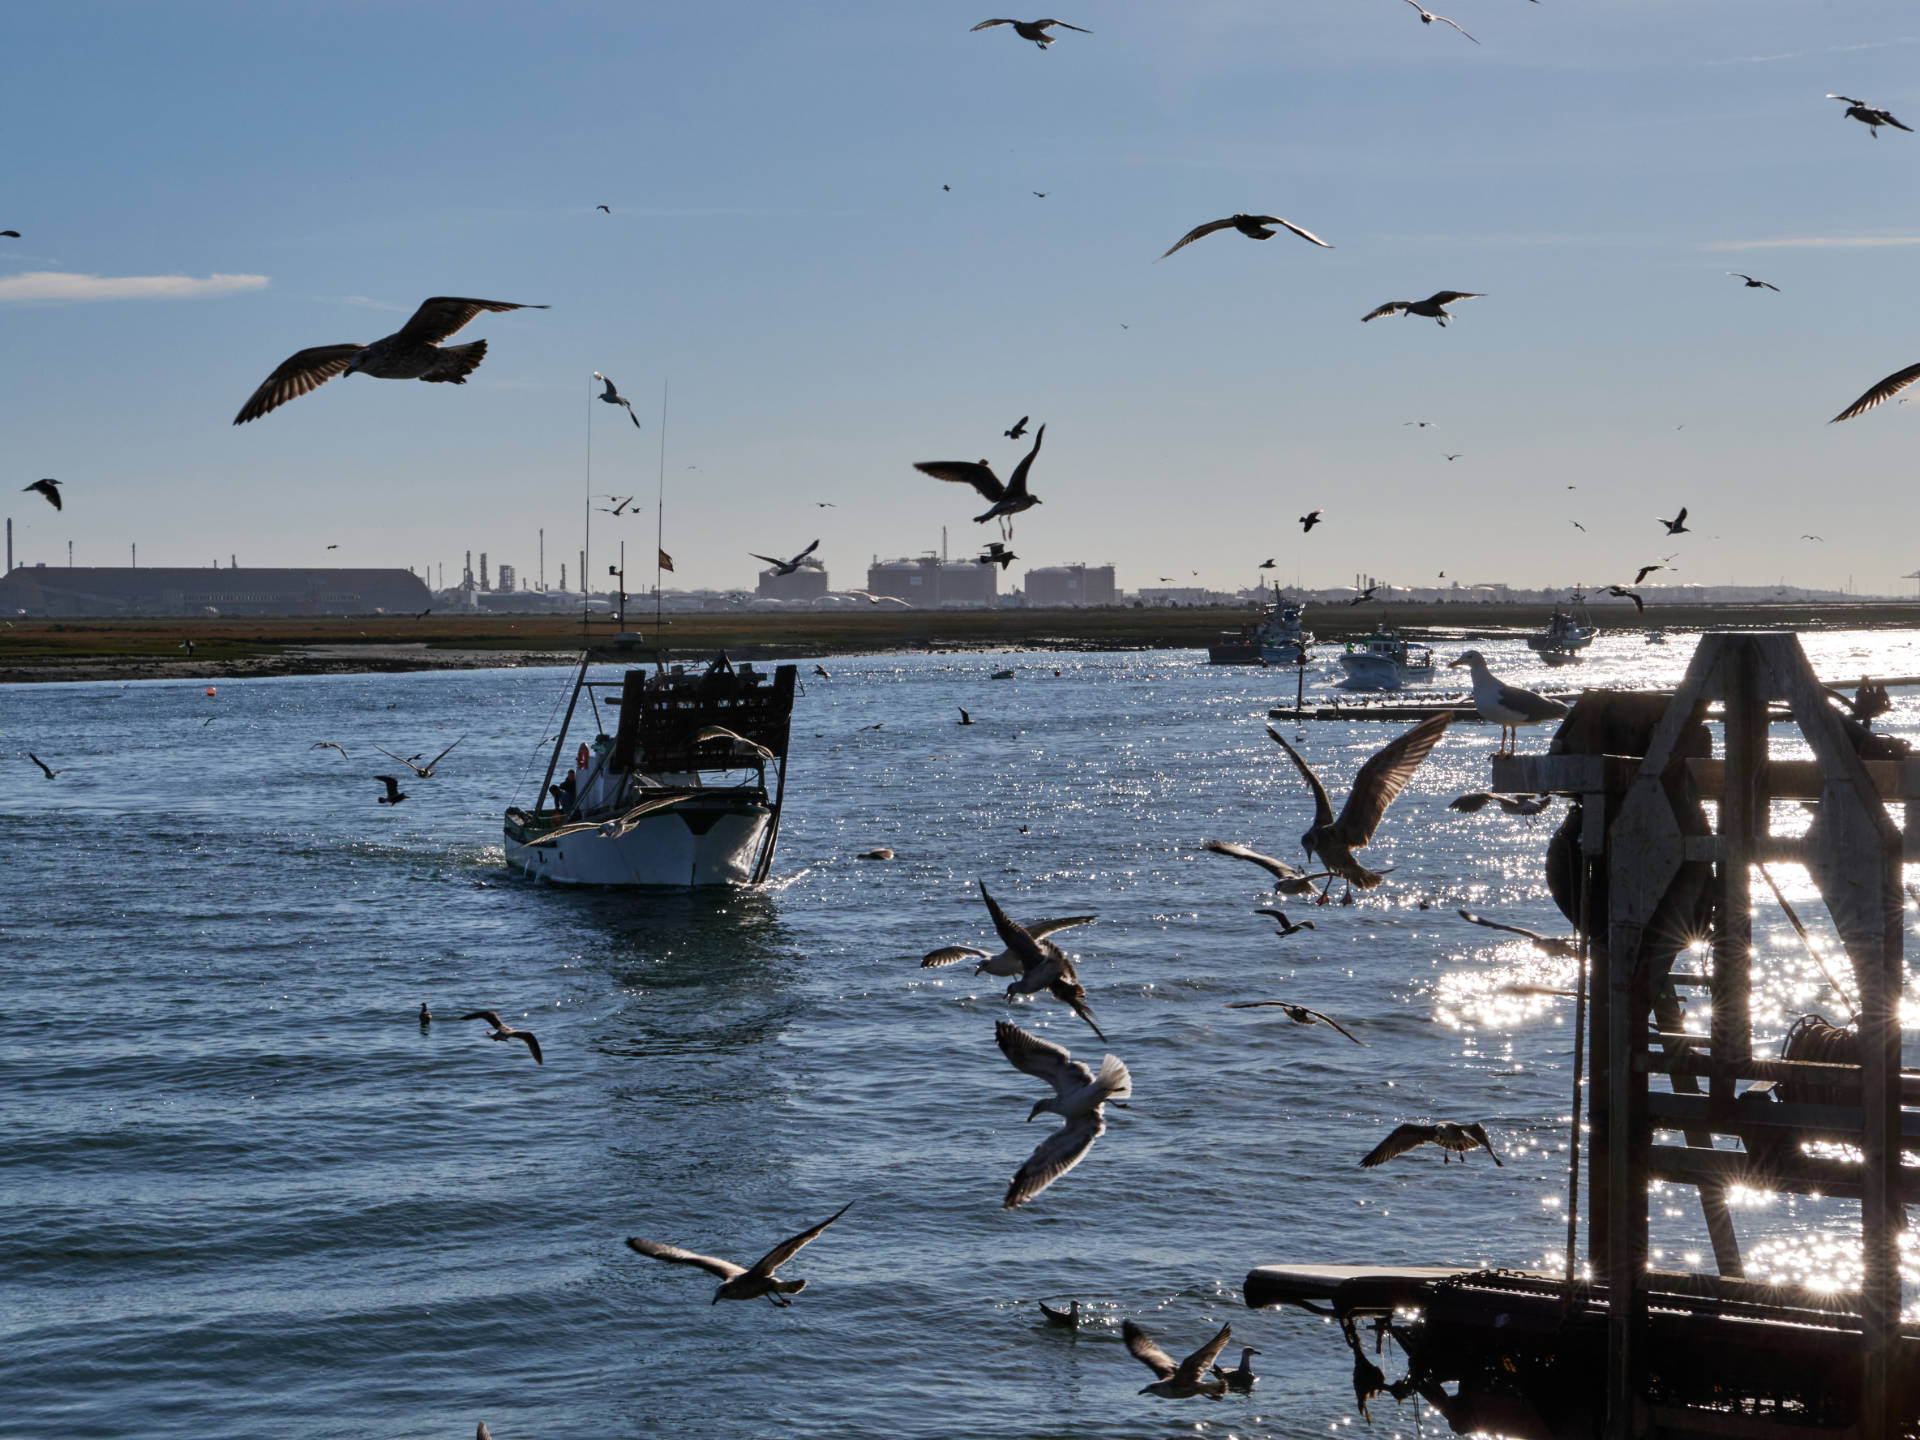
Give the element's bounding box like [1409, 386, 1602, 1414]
[1336, 626, 1436, 690]
[1526, 601, 1598, 664]
[1208, 592, 1313, 666]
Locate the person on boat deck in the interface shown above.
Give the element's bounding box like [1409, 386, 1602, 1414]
[550, 770, 578, 814]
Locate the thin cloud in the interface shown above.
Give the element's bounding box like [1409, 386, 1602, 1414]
[0, 270, 268, 302]
[1709, 35, 1918, 66]
[1707, 235, 1920, 251]
[338, 294, 408, 311]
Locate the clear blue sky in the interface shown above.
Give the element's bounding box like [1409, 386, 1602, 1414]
[3, 1, 1918, 596]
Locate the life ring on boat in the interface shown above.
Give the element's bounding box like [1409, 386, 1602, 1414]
[576, 742, 590, 770]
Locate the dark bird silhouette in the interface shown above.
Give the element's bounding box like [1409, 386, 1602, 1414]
[982, 881, 1104, 1038]
[375, 775, 409, 805]
[27, 753, 68, 779]
[418, 1003, 432, 1029]
[1449, 791, 1553, 818]
[311, 740, 349, 758]
[1348, 583, 1379, 606]
[1400, 0, 1477, 41]
[626, 1202, 852, 1305]
[457, 1009, 543, 1064]
[1728, 272, 1779, 291]
[914, 425, 1044, 538]
[1266, 713, 1451, 897]
[1571, 520, 1586, 532]
[1831, 360, 1920, 422]
[1258, 557, 1276, 568]
[1250, 907, 1317, 937]
[23, 478, 61, 510]
[1829, 95, 1913, 137]
[977, 541, 1018, 569]
[1603, 584, 1645, 613]
[1632, 564, 1665, 584]
[1341, 1318, 1390, 1421]
[1300, 509, 1323, 532]
[1658, 506, 1690, 535]
[233, 297, 549, 424]
[1005, 415, 1029, 439]
[1456, 908, 1577, 957]
[958, 707, 974, 725]
[1213, 1347, 1260, 1393]
[857, 847, 894, 859]
[1201, 839, 1323, 894]
[179, 640, 196, 657]
[1362, 291, 1481, 326]
[1360, 1121, 1502, 1167]
[1039, 1299, 1080, 1328]
[971, 17, 1091, 47]
[375, 736, 464, 778]
[594, 372, 641, 428]
[1033, 191, 1048, 198]
[1802, 534, 1825, 542]
[995, 1019, 1130, 1208]
[813, 664, 830, 678]
[750, 539, 822, 576]
[1125, 1321, 1233, 1400]
[922, 914, 1095, 976]
[1161, 213, 1331, 259]
[1228, 999, 1363, 1044]
[596, 204, 611, 213]
[0, 230, 19, 238]
[1444, 453, 1463, 462]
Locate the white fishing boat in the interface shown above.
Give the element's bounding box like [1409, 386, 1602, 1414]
[503, 643, 797, 888]
[1526, 600, 1598, 662]
[1207, 591, 1313, 666]
[1336, 626, 1436, 690]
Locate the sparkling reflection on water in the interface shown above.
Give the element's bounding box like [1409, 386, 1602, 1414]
[1, 627, 1916, 1438]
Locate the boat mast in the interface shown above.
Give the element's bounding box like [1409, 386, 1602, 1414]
[654, 378, 668, 672]
[583, 374, 593, 640]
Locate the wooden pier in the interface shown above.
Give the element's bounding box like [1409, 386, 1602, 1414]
[1246, 633, 1919, 1439]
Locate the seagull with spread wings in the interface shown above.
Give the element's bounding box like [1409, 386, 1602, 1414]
[1124, 1321, 1233, 1400]
[233, 297, 549, 424]
[980, 882, 1104, 1037]
[1362, 290, 1482, 327]
[27, 753, 69, 779]
[1603, 584, 1646, 613]
[1832, 360, 1920, 422]
[594, 372, 641, 428]
[995, 1019, 1129, 1208]
[1727, 272, 1779, 291]
[1160, 213, 1332, 259]
[375, 775, 408, 805]
[914, 425, 1045, 539]
[1829, 94, 1913, 137]
[970, 17, 1090, 47]
[311, 741, 350, 759]
[1455, 908, 1577, 957]
[456, 1009, 543, 1064]
[1251, 907, 1317, 936]
[750, 539, 822, 577]
[626, 1202, 852, 1305]
[1265, 714, 1451, 899]
[1360, 1121, 1502, 1167]
[375, 736, 464, 778]
[23, 478, 61, 510]
[1300, 509, 1323, 532]
[1226, 1000, 1365, 1044]
[923, 914, 1096, 976]
[1400, 0, 1477, 42]
[1633, 563, 1666, 584]
[1658, 506, 1690, 534]
[1201, 839, 1328, 895]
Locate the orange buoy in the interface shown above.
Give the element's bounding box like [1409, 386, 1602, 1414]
[205, 687, 217, 697]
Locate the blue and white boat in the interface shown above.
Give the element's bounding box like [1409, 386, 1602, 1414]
[1337, 626, 1436, 690]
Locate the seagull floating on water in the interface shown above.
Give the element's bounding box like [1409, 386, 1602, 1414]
[970, 17, 1091, 47]
[915, 426, 1044, 539]
[994, 1019, 1129, 1208]
[1360, 1121, 1502, 1167]
[594, 372, 641, 428]
[1448, 650, 1569, 754]
[922, 913, 1096, 976]
[1160, 213, 1332, 259]
[1226, 1000, 1364, 1044]
[1829, 95, 1912, 137]
[456, 1009, 543, 1064]
[1039, 1299, 1080, 1328]
[1362, 291, 1481, 326]
[1213, 1348, 1261, 1393]
[625, 1202, 852, 1305]
[233, 297, 548, 424]
[1124, 1320, 1233, 1400]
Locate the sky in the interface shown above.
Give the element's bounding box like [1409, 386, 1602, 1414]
[3, 0, 1920, 598]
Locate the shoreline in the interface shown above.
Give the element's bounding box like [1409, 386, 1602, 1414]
[5, 601, 1919, 685]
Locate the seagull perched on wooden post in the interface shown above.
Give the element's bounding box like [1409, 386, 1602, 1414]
[970, 17, 1091, 47]
[594, 372, 641, 428]
[750, 539, 821, 576]
[1829, 95, 1913, 137]
[914, 425, 1044, 539]
[994, 1019, 1129, 1208]
[625, 1202, 852, 1305]
[1124, 1321, 1233, 1400]
[1160, 213, 1332, 259]
[1362, 291, 1482, 327]
[1448, 650, 1569, 754]
[1399, 0, 1477, 42]
[233, 297, 548, 424]
[1265, 714, 1450, 900]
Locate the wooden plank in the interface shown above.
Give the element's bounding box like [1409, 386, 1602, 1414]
[1638, 1050, 1920, 1100]
[1646, 1091, 1920, 1140]
[1687, 756, 1920, 800]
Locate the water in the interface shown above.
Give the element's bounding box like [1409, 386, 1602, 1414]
[4, 630, 1917, 1439]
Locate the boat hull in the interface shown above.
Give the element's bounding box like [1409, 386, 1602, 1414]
[1338, 655, 1434, 691]
[504, 803, 771, 888]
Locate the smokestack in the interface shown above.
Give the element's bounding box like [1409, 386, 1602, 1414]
[560, 562, 567, 592]
[132, 543, 137, 569]
[5, 517, 10, 574]
[463, 550, 472, 589]
[231, 554, 236, 570]
[480, 552, 489, 591]
[539, 528, 545, 591]
[68, 540, 73, 568]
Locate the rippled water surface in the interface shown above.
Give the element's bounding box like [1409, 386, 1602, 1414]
[5, 630, 1918, 1439]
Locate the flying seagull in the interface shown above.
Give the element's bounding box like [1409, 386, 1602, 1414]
[1348, 583, 1379, 606]
[233, 296, 549, 424]
[981, 882, 1105, 1037]
[625, 1202, 852, 1305]
[1360, 1121, 1502, 1167]
[1251, 907, 1317, 937]
[1258, 557, 1276, 568]
[456, 1009, 544, 1064]
[1005, 414, 1029, 439]
[1449, 791, 1553, 818]
[914, 424, 1044, 538]
[970, 17, 1091, 48]
[1124, 1320, 1233, 1400]
[374, 736, 464, 778]
[1828, 95, 1913, 137]
[921, 913, 1096, 976]
[1160, 213, 1331, 260]
[976, 541, 1018, 569]
[1603, 584, 1645, 613]
[1632, 564, 1666, 584]
[0, 230, 18, 238]
[751, 539, 822, 577]
[1362, 291, 1482, 326]
[1831, 361, 1920, 422]
[1658, 506, 1690, 534]
[1201, 839, 1325, 894]
[375, 775, 408, 805]
[1728, 272, 1779, 291]
[1265, 713, 1451, 897]
[995, 1019, 1130, 1208]
[1444, 453, 1463, 462]
[179, 640, 195, 656]
[1300, 509, 1323, 532]
[27, 753, 68, 779]
[23, 478, 61, 510]
[1226, 1000, 1364, 1044]
[311, 740, 349, 758]
[596, 204, 611, 213]
[1400, 0, 1477, 42]
[1802, 533, 1825, 541]
[958, 707, 974, 726]
[594, 372, 641, 428]
[1456, 908, 1577, 957]
[1448, 650, 1569, 754]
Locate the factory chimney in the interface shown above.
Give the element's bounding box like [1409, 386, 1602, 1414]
[560, 562, 567, 593]
[480, 552, 489, 591]
[5, 518, 11, 574]
[539, 529, 545, 591]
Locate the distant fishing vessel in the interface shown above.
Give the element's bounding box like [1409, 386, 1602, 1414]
[1208, 592, 1313, 665]
[504, 642, 796, 887]
[1337, 626, 1435, 690]
[1526, 600, 1597, 665]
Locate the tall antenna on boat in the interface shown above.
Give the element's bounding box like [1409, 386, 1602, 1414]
[654, 378, 668, 671]
[584, 373, 594, 639]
